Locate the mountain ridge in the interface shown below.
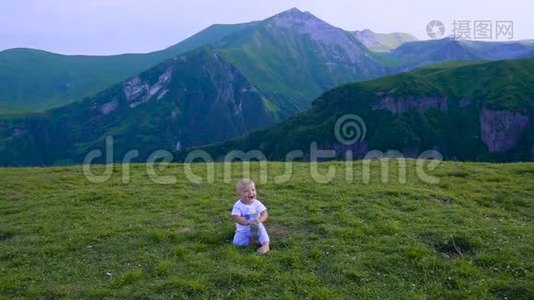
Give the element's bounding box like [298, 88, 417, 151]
[188, 58, 534, 162]
[2, 9, 534, 165]
[2, 8, 533, 112]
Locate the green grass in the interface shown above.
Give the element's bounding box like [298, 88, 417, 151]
[1, 161, 533, 298]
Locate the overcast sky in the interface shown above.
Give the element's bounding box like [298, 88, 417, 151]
[1, 0, 532, 55]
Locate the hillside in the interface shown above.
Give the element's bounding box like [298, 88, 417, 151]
[352, 29, 418, 52]
[194, 58, 534, 162]
[387, 38, 534, 69]
[0, 47, 277, 166]
[0, 22, 257, 111]
[0, 8, 392, 166]
[215, 8, 388, 114]
[0, 105, 26, 116]
[0, 161, 532, 298]
[0, 8, 401, 114]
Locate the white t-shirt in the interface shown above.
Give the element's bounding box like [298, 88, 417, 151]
[231, 199, 267, 231]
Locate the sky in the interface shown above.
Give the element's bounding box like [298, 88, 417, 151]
[1, 0, 532, 55]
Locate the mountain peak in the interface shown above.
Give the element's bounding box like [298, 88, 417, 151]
[269, 7, 324, 26]
[267, 7, 341, 37]
[360, 29, 375, 35]
[274, 7, 305, 17]
[353, 29, 375, 39]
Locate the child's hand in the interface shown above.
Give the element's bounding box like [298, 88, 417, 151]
[251, 219, 261, 225]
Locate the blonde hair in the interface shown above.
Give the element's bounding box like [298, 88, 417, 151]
[236, 178, 255, 192]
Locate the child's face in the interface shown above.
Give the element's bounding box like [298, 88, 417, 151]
[238, 184, 257, 204]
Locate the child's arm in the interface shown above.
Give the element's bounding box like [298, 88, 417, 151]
[256, 210, 268, 224]
[231, 215, 250, 225]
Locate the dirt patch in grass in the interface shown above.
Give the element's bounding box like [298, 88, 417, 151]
[513, 168, 534, 176]
[268, 223, 294, 239]
[0, 228, 16, 242]
[431, 194, 454, 205]
[176, 227, 192, 233]
[421, 234, 476, 260]
[491, 284, 534, 299]
[5, 192, 25, 201]
[445, 171, 470, 178]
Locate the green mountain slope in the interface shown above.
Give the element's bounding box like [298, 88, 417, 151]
[0, 47, 276, 166]
[386, 38, 534, 69]
[0, 22, 258, 111]
[1, 161, 533, 298]
[352, 29, 418, 52]
[0, 105, 26, 116]
[217, 8, 387, 116]
[0, 8, 412, 115]
[166, 10, 534, 117]
[0, 8, 415, 166]
[162, 22, 260, 55]
[0, 48, 158, 110]
[193, 58, 534, 162]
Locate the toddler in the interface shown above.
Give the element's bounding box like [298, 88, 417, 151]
[231, 179, 270, 255]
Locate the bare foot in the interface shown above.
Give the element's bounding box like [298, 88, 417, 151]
[257, 243, 270, 255]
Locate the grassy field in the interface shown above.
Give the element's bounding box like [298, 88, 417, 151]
[0, 161, 533, 298]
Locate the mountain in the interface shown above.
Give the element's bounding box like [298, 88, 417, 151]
[0, 21, 258, 111]
[0, 48, 158, 111]
[162, 22, 260, 55]
[386, 38, 478, 69]
[352, 29, 418, 52]
[0, 8, 397, 166]
[3, 8, 534, 114]
[0, 8, 407, 116]
[387, 38, 534, 69]
[212, 9, 534, 115]
[461, 40, 534, 60]
[2, 8, 533, 115]
[191, 58, 534, 162]
[0, 47, 277, 165]
[2, 9, 534, 166]
[214, 8, 388, 116]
